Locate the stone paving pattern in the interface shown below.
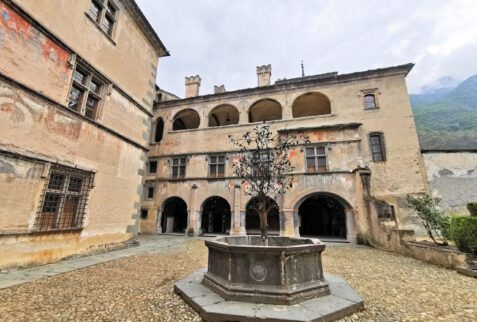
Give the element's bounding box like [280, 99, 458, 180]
[0, 236, 475, 321]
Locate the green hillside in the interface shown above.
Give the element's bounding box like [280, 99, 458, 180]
[411, 75, 477, 150]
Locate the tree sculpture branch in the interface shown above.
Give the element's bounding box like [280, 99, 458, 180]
[228, 123, 309, 241]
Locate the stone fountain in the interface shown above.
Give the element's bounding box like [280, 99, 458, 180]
[175, 236, 364, 321]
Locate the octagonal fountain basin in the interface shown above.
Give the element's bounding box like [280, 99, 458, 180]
[202, 236, 330, 305]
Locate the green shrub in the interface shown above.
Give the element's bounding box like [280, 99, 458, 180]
[450, 216, 477, 254]
[406, 194, 450, 245]
[467, 202, 477, 217]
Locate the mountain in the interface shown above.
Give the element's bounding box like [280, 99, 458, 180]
[411, 75, 477, 150]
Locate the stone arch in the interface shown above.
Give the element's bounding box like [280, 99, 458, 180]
[160, 196, 188, 233]
[292, 92, 331, 118]
[293, 192, 352, 240]
[200, 196, 232, 234]
[208, 104, 239, 127]
[248, 98, 282, 123]
[245, 196, 280, 235]
[172, 109, 200, 130]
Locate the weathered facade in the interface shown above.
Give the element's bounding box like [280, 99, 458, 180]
[141, 64, 430, 249]
[0, 0, 168, 268]
[422, 150, 477, 215]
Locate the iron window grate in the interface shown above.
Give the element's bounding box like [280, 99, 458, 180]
[35, 165, 94, 231]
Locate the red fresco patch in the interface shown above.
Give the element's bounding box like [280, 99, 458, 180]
[230, 181, 234, 187]
[0, 1, 70, 70]
[0, 103, 14, 113]
[288, 150, 297, 160]
[241, 181, 250, 192]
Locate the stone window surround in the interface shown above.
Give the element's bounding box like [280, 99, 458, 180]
[207, 154, 227, 178]
[169, 156, 188, 179]
[68, 63, 108, 121]
[368, 131, 387, 162]
[36, 164, 94, 231]
[86, 0, 120, 45]
[360, 88, 380, 110]
[304, 144, 329, 173]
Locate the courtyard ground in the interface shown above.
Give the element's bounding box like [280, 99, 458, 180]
[0, 236, 475, 321]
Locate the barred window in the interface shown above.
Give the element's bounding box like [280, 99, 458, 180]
[209, 155, 225, 178]
[68, 65, 104, 120]
[364, 94, 377, 109]
[88, 0, 118, 37]
[305, 146, 327, 172]
[171, 157, 186, 179]
[369, 132, 387, 162]
[36, 166, 94, 231]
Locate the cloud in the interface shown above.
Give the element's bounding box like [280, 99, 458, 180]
[137, 0, 477, 95]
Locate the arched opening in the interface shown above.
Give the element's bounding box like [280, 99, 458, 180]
[298, 193, 347, 239]
[201, 196, 231, 234]
[161, 197, 188, 233]
[154, 118, 164, 142]
[208, 104, 239, 127]
[246, 197, 280, 235]
[292, 92, 331, 118]
[172, 109, 200, 130]
[248, 99, 282, 123]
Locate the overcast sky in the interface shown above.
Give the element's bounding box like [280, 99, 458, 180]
[137, 0, 477, 97]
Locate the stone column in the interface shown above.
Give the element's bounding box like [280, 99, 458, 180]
[345, 209, 357, 243]
[281, 209, 296, 237]
[187, 184, 200, 236]
[199, 112, 207, 129]
[239, 107, 249, 124]
[155, 208, 163, 234]
[232, 183, 246, 235]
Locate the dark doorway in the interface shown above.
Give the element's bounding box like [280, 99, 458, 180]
[246, 197, 280, 235]
[161, 197, 188, 233]
[298, 195, 346, 238]
[201, 197, 231, 234]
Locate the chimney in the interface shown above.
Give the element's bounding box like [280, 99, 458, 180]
[185, 75, 201, 98]
[257, 64, 271, 86]
[214, 85, 226, 94]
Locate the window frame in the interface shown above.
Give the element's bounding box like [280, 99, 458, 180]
[68, 64, 105, 120]
[208, 155, 226, 178]
[170, 156, 187, 179]
[36, 165, 94, 231]
[361, 89, 379, 110]
[368, 132, 387, 162]
[304, 145, 328, 173]
[148, 160, 158, 174]
[87, 0, 119, 40]
[146, 186, 155, 199]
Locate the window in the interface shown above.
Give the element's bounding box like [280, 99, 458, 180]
[305, 146, 327, 172]
[209, 155, 225, 178]
[369, 132, 387, 162]
[171, 157, 186, 179]
[140, 209, 148, 219]
[88, 0, 117, 37]
[364, 94, 377, 109]
[154, 118, 164, 143]
[36, 166, 94, 231]
[252, 152, 271, 176]
[148, 161, 157, 174]
[146, 186, 154, 199]
[68, 65, 104, 120]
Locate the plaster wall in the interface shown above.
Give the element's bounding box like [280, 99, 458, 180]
[0, 77, 144, 268]
[12, 0, 159, 111]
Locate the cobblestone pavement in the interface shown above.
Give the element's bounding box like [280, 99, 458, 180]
[0, 237, 476, 321]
